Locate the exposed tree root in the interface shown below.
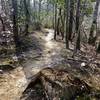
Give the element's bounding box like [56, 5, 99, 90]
[21, 68, 91, 100]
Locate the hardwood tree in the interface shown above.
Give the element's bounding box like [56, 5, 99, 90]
[54, 0, 58, 40]
[65, 0, 69, 48]
[33, 0, 36, 21]
[88, 0, 100, 45]
[39, 0, 42, 22]
[24, 0, 30, 35]
[12, 0, 20, 56]
[57, 7, 62, 36]
[75, 0, 81, 50]
[68, 0, 74, 41]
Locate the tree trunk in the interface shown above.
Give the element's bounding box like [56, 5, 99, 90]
[88, 0, 100, 45]
[57, 8, 61, 35]
[54, 0, 57, 40]
[65, 0, 69, 48]
[52, 3, 55, 29]
[60, 11, 64, 40]
[39, 0, 42, 22]
[46, 0, 49, 16]
[46, 0, 49, 25]
[24, 0, 30, 35]
[75, 0, 81, 50]
[33, 0, 36, 21]
[68, 0, 74, 41]
[12, 0, 20, 56]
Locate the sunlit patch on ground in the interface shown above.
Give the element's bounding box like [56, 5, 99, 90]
[32, 67, 42, 74]
[0, 67, 27, 100]
[45, 30, 56, 49]
[45, 30, 54, 41]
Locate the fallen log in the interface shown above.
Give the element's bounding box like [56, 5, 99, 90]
[21, 68, 91, 100]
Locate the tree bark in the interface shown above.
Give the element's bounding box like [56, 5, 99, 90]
[39, 0, 42, 22]
[24, 0, 30, 35]
[65, 0, 69, 48]
[12, 0, 20, 56]
[52, 3, 55, 29]
[75, 0, 81, 50]
[88, 0, 100, 45]
[57, 8, 61, 35]
[54, 0, 57, 40]
[68, 0, 74, 41]
[33, 0, 36, 21]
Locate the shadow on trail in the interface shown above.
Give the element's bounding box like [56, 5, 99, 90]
[22, 29, 64, 80]
[20, 34, 44, 52]
[20, 29, 100, 100]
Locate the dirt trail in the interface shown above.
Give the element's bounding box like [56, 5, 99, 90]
[23, 29, 65, 79]
[0, 29, 65, 100]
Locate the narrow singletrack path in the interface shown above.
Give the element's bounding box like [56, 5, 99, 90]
[23, 29, 64, 79]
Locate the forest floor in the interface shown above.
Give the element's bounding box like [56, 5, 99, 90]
[0, 29, 100, 100]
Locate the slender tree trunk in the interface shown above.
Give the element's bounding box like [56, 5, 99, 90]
[75, 0, 81, 50]
[52, 3, 55, 29]
[46, 0, 49, 15]
[12, 0, 20, 56]
[60, 10, 64, 40]
[24, 0, 30, 35]
[57, 8, 61, 35]
[65, 0, 69, 48]
[46, 0, 49, 25]
[69, 0, 74, 41]
[39, 0, 42, 22]
[54, 0, 57, 40]
[33, 0, 36, 21]
[88, 0, 100, 45]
